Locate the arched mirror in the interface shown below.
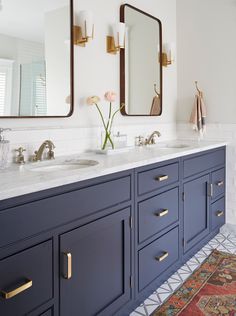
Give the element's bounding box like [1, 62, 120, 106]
[120, 4, 162, 116]
[0, 0, 73, 118]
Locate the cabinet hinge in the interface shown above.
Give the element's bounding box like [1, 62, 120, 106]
[129, 216, 133, 229]
[130, 276, 133, 288]
[182, 238, 185, 247]
[182, 192, 185, 201]
[208, 183, 213, 197]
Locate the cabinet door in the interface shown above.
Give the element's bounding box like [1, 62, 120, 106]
[60, 208, 131, 316]
[184, 175, 210, 253]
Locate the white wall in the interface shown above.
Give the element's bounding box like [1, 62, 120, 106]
[177, 0, 236, 123]
[0, 0, 177, 154]
[176, 0, 236, 225]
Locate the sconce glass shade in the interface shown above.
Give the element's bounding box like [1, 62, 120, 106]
[78, 10, 94, 40]
[112, 22, 126, 49]
[162, 42, 175, 66]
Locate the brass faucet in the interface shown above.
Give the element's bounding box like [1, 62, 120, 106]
[145, 131, 161, 145]
[33, 140, 55, 162]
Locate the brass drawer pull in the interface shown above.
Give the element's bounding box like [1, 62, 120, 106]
[216, 210, 224, 217]
[216, 181, 224, 187]
[155, 251, 169, 262]
[156, 209, 169, 217]
[63, 252, 72, 279]
[156, 175, 169, 182]
[1, 279, 32, 300]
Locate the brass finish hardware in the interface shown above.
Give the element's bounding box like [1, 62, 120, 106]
[129, 216, 133, 229]
[107, 36, 120, 54]
[33, 140, 55, 162]
[216, 211, 224, 217]
[63, 252, 72, 279]
[15, 147, 26, 165]
[156, 175, 169, 182]
[1, 279, 32, 300]
[156, 251, 169, 262]
[145, 131, 161, 145]
[130, 276, 133, 288]
[156, 209, 169, 217]
[73, 24, 94, 47]
[216, 181, 224, 187]
[162, 53, 172, 67]
[208, 183, 213, 197]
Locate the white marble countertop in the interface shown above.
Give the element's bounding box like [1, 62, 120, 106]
[0, 140, 227, 201]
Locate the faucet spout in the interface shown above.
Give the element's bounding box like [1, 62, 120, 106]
[145, 131, 161, 145]
[33, 140, 55, 162]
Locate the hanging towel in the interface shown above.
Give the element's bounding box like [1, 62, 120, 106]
[150, 95, 161, 116]
[190, 94, 207, 137]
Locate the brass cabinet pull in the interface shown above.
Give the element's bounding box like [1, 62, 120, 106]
[216, 181, 224, 187]
[156, 209, 169, 217]
[1, 279, 32, 300]
[63, 252, 72, 280]
[155, 251, 169, 262]
[156, 175, 169, 182]
[216, 210, 224, 217]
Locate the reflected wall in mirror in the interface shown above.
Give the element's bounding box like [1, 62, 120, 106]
[0, 0, 73, 118]
[120, 4, 162, 116]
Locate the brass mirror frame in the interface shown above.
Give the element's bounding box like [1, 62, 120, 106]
[0, 0, 74, 119]
[120, 4, 163, 117]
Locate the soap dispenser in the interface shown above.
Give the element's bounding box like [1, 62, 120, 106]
[0, 128, 11, 169]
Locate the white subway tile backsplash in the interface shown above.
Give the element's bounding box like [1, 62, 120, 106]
[7, 123, 176, 163]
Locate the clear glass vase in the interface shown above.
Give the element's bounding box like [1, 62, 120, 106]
[0, 140, 10, 169]
[101, 130, 114, 150]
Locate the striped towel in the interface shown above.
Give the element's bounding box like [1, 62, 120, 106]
[190, 94, 207, 137]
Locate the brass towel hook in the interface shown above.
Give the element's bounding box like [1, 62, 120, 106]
[154, 84, 160, 97]
[195, 81, 203, 97]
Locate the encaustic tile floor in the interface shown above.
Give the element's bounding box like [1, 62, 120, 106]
[130, 229, 236, 316]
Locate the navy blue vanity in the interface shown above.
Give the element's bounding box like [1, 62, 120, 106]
[0, 146, 226, 316]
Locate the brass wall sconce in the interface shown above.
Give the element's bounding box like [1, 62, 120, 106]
[162, 43, 175, 67]
[107, 22, 126, 54]
[74, 11, 94, 47]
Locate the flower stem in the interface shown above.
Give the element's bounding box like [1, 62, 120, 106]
[109, 103, 125, 134]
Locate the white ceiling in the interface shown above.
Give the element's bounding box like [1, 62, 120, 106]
[0, 0, 69, 43]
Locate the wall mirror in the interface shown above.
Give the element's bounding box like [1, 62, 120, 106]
[120, 4, 162, 116]
[0, 0, 73, 118]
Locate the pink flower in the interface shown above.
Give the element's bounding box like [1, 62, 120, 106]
[87, 96, 100, 105]
[104, 91, 116, 103]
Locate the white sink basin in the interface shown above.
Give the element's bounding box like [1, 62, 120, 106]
[26, 159, 99, 173]
[153, 143, 190, 149]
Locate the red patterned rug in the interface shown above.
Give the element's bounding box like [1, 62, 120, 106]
[152, 250, 236, 316]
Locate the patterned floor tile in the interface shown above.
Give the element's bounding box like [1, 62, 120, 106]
[130, 230, 236, 316]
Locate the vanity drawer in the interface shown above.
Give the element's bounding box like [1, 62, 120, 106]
[183, 148, 225, 179]
[138, 227, 179, 291]
[0, 175, 131, 248]
[0, 240, 53, 316]
[138, 187, 179, 243]
[137, 162, 179, 196]
[211, 198, 225, 231]
[212, 168, 225, 199]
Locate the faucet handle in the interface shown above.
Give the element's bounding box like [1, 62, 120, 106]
[135, 136, 144, 147]
[15, 147, 26, 155]
[15, 147, 26, 165]
[47, 149, 55, 160]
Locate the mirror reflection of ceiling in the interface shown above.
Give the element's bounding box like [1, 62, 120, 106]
[0, 0, 68, 43]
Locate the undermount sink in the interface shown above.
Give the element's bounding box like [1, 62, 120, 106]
[26, 159, 99, 173]
[152, 143, 190, 149]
